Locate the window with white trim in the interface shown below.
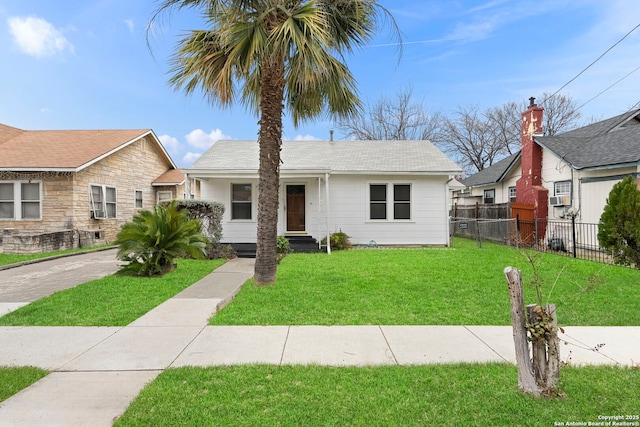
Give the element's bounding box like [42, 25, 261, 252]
[156, 191, 173, 204]
[369, 183, 412, 221]
[0, 181, 41, 220]
[231, 183, 252, 220]
[508, 186, 517, 203]
[393, 184, 411, 220]
[483, 189, 495, 204]
[134, 190, 143, 209]
[90, 185, 117, 219]
[554, 181, 571, 196]
[369, 184, 387, 220]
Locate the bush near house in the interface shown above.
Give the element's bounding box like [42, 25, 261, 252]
[598, 175, 640, 268]
[321, 230, 352, 250]
[115, 201, 208, 276]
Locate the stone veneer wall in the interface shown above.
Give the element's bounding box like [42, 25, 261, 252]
[71, 134, 176, 243]
[0, 135, 176, 252]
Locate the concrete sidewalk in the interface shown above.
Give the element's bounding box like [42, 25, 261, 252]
[0, 257, 638, 426]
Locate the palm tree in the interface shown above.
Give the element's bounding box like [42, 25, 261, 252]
[151, 0, 399, 285]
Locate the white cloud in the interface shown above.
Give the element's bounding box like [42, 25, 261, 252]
[124, 19, 134, 33]
[292, 134, 322, 141]
[158, 134, 181, 153]
[182, 152, 202, 164]
[8, 16, 74, 58]
[185, 128, 231, 149]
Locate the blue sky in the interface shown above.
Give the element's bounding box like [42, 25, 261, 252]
[1, 1, 639, 168]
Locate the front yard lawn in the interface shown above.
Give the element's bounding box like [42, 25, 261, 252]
[0, 366, 48, 403]
[0, 259, 226, 326]
[210, 238, 640, 326]
[0, 246, 111, 267]
[115, 364, 640, 427]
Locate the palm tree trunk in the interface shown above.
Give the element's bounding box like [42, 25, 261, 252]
[254, 60, 285, 285]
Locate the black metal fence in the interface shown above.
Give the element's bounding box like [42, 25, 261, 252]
[450, 217, 612, 265]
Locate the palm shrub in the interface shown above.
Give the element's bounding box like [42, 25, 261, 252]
[115, 201, 208, 276]
[598, 175, 640, 268]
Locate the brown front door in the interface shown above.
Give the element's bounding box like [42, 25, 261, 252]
[286, 185, 305, 232]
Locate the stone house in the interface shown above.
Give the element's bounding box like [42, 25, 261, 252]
[0, 123, 195, 253]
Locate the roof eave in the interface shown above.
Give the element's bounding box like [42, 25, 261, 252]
[573, 161, 640, 172]
[0, 167, 77, 172]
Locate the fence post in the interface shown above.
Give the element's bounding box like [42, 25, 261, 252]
[535, 219, 539, 250]
[571, 214, 577, 258]
[476, 219, 482, 248]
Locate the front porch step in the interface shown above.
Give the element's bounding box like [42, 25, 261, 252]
[229, 236, 321, 258]
[285, 235, 321, 253]
[230, 243, 256, 258]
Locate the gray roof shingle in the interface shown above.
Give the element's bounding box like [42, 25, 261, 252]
[535, 109, 640, 170]
[461, 152, 520, 187]
[188, 140, 462, 174]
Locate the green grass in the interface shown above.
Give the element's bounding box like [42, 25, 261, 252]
[0, 259, 226, 326]
[0, 245, 112, 267]
[211, 238, 640, 326]
[115, 364, 640, 427]
[0, 367, 48, 403]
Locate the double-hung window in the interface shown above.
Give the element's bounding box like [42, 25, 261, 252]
[508, 186, 517, 203]
[369, 184, 387, 220]
[554, 181, 571, 197]
[369, 183, 412, 221]
[134, 190, 143, 209]
[393, 184, 411, 220]
[90, 185, 117, 219]
[231, 184, 252, 220]
[484, 189, 495, 204]
[0, 181, 41, 220]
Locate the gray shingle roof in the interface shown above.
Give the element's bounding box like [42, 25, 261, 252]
[461, 152, 520, 187]
[188, 140, 462, 174]
[535, 109, 640, 170]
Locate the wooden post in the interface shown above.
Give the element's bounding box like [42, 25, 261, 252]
[504, 267, 540, 397]
[545, 304, 560, 390]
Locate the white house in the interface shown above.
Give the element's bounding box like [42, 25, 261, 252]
[457, 106, 640, 225]
[185, 140, 462, 251]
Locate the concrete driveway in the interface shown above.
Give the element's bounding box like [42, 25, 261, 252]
[0, 248, 120, 315]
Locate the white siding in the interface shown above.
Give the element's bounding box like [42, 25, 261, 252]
[577, 167, 637, 224]
[200, 174, 451, 246]
[327, 175, 450, 245]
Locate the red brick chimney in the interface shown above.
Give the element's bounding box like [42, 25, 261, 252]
[516, 97, 548, 220]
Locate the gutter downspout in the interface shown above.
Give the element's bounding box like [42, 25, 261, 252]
[325, 173, 331, 254]
[185, 173, 191, 199]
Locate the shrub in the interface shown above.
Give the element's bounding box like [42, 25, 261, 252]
[598, 175, 640, 268]
[163, 199, 225, 259]
[115, 201, 208, 276]
[321, 230, 352, 250]
[276, 235, 291, 254]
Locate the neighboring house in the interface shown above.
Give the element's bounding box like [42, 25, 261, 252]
[455, 104, 640, 225]
[185, 140, 462, 250]
[456, 152, 521, 207]
[0, 123, 188, 253]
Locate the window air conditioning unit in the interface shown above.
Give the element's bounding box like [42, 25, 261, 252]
[549, 195, 569, 206]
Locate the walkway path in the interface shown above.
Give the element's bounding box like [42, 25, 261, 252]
[0, 248, 120, 316]
[0, 256, 638, 426]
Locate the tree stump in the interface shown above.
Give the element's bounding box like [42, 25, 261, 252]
[504, 266, 561, 397]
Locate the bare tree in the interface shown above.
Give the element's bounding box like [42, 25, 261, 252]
[438, 93, 582, 174]
[536, 93, 583, 136]
[436, 105, 505, 174]
[338, 87, 442, 141]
